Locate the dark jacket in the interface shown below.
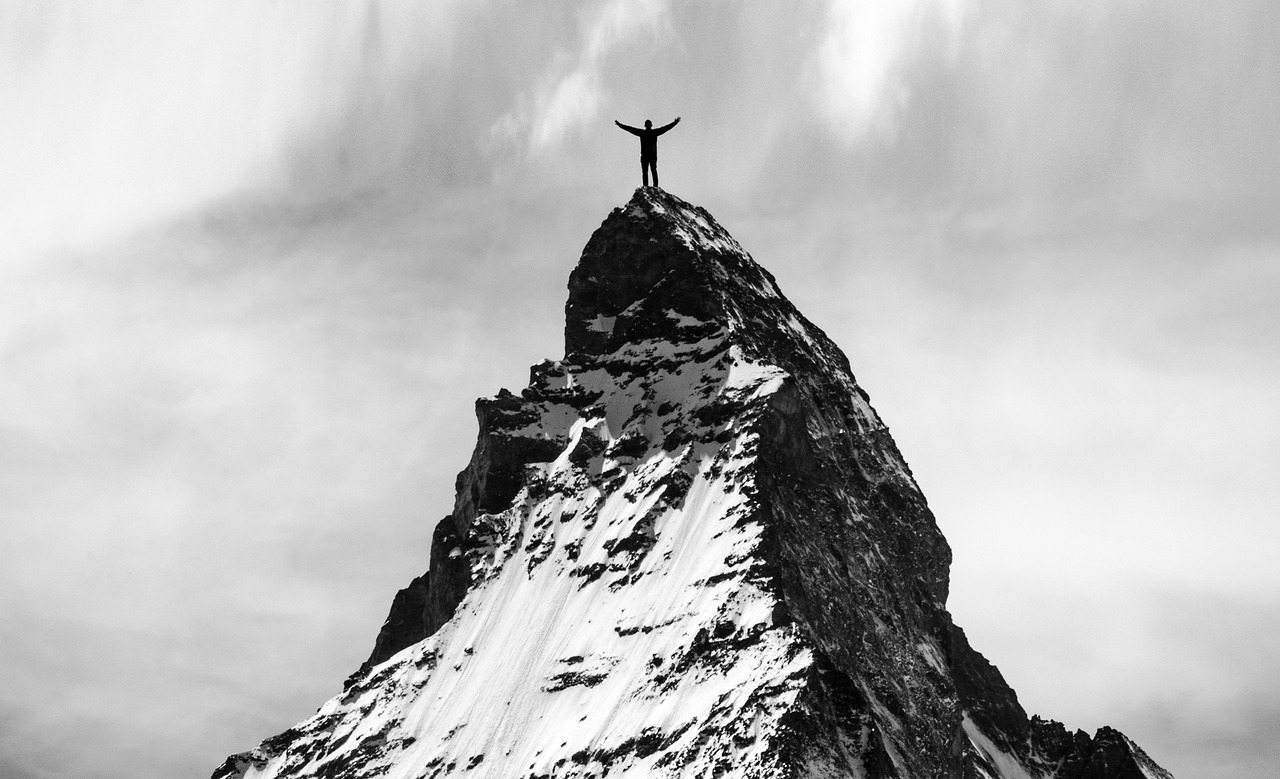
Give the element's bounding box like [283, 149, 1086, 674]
[616, 119, 679, 160]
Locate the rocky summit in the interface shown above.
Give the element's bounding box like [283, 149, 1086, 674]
[214, 189, 1173, 779]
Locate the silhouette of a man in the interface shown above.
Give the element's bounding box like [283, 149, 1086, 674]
[615, 117, 680, 188]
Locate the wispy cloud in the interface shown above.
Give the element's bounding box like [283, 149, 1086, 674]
[1, 2, 344, 260]
[491, 0, 672, 154]
[0, 1, 467, 262]
[809, 0, 967, 143]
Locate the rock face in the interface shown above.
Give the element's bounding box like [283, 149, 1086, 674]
[214, 189, 1173, 779]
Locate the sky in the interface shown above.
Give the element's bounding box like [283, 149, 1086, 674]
[1, 2, 1277, 777]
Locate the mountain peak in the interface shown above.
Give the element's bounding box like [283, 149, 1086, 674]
[214, 193, 1173, 779]
[565, 187, 782, 357]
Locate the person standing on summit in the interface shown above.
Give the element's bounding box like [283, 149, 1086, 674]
[615, 117, 680, 188]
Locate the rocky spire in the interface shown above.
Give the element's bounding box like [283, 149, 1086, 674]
[214, 188, 1173, 779]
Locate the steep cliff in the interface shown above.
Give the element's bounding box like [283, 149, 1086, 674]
[214, 188, 1172, 779]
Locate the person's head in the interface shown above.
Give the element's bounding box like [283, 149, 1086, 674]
[644, 119, 652, 129]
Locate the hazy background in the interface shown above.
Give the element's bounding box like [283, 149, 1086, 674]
[2, 2, 1277, 777]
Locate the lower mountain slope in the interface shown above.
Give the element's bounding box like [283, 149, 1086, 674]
[214, 188, 1172, 779]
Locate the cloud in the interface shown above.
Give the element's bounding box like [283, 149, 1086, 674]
[0, 0, 470, 263]
[492, 0, 672, 154]
[1, 2, 335, 260]
[797, 0, 1280, 210]
[529, 68, 604, 151]
[942, 0, 1280, 201]
[809, 0, 967, 143]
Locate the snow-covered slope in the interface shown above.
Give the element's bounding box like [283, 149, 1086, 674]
[213, 188, 1173, 779]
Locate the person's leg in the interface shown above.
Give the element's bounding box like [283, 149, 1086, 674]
[652, 161, 659, 188]
[641, 159, 649, 187]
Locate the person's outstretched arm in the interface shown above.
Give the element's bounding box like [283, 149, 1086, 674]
[655, 116, 681, 135]
[615, 120, 642, 136]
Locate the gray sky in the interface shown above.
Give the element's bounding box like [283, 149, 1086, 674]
[2, 2, 1277, 778]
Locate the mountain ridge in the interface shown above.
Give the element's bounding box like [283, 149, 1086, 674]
[214, 187, 1172, 779]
